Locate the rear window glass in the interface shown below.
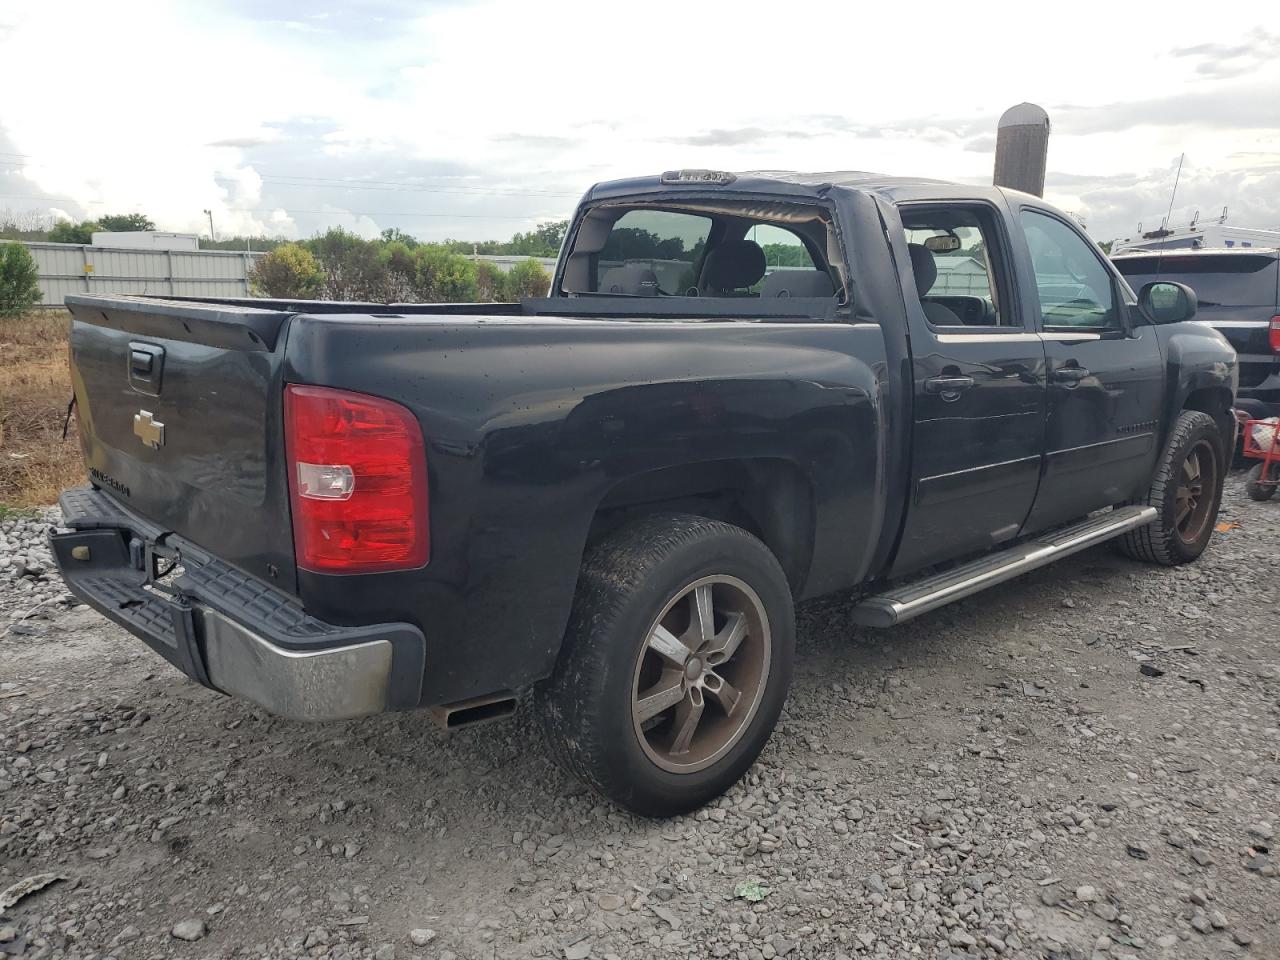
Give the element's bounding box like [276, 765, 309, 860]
[597, 210, 710, 295]
[1113, 254, 1279, 307]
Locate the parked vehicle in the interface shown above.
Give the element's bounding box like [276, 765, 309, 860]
[1112, 248, 1280, 422]
[53, 171, 1237, 816]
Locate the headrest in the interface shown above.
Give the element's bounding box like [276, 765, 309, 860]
[703, 239, 767, 291]
[599, 263, 659, 295]
[760, 270, 835, 299]
[907, 243, 937, 298]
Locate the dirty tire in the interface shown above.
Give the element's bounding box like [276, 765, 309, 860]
[1115, 410, 1225, 565]
[1245, 461, 1278, 501]
[537, 514, 794, 818]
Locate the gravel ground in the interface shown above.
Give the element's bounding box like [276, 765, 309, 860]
[1, 476, 1277, 960]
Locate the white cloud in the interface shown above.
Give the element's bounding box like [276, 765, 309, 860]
[1, 0, 1276, 243]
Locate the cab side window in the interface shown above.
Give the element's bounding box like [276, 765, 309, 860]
[1019, 210, 1119, 331]
[900, 205, 1013, 328]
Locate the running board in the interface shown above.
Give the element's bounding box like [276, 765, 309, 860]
[852, 505, 1158, 628]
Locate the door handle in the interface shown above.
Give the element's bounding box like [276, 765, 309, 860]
[1051, 366, 1090, 384]
[924, 375, 975, 399]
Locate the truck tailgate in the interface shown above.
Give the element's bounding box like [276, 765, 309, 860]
[66, 295, 300, 594]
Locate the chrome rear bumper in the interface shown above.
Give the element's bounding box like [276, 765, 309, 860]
[51, 485, 425, 721]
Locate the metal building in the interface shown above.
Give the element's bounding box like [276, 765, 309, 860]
[993, 103, 1050, 197]
[22, 241, 262, 307]
[90, 230, 200, 251]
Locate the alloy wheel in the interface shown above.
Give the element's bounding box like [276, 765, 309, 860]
[630, 575, 771, 774]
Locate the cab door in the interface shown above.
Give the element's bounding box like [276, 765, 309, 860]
[1014, 208, 1165, 532]
[888, 202, 1048, 576]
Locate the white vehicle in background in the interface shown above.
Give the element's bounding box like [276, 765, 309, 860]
[1112, 209, 1280, 254]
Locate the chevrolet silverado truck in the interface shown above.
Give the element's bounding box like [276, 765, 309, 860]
[53, 170, 1237, 817]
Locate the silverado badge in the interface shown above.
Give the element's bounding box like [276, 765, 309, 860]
[133, 410, 165, 449]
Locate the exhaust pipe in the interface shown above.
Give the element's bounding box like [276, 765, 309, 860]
[429, 691, 517, 730]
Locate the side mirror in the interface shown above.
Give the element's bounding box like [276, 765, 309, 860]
[1138, 280, 1197, 324]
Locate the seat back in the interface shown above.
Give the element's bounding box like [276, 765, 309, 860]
[760, 270, 834, 299]
[599, 263, 659, 295]
[702, 240, 767, 294]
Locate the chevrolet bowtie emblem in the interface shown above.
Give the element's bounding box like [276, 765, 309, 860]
[133, 410, 165, 449]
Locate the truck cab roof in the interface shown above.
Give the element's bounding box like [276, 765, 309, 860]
[584, 169, 1026, 207]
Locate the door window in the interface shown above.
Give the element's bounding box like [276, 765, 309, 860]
[901, 206, 1012, 327]
[1020, 210, 1119, 331]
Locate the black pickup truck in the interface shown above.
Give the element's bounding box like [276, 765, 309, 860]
[53, 170, 1237, 816]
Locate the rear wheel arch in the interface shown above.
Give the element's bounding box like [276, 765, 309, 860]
[586, 458, 815, 595]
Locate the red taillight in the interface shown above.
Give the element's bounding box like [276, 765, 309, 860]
[284, 384, 428, 573]
[1270, 316, 1280, 354]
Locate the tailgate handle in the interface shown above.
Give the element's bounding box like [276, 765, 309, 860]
[127, 342, 165, 395]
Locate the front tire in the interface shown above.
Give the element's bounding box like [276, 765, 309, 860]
[538, 514, 795, 817]
[1116, 410, 1225, 565]
[1246, 461, 1278, 501]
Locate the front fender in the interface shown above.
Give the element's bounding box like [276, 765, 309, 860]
[1155, 320, 1238, 448]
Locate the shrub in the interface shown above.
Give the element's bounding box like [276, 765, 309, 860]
[414, 247, 478, 302]
[305, 228, 388, 301]
[248, 243, 325, 299]
[504, 258, 550, 299]
[474, 260, 506, 302]
[378, 241, 418, 301]
[0, 242, 42, 317]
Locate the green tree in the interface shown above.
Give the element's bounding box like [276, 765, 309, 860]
[1098, 240, 1113, 255]
[760, 243, 809, 268]
[379, 227, 419, 249]
[96, 213, 155, 232]
[439, 220, 569, 259]
[503, 258, 550, 299]
[48, 220, 98, 244]
[0, 242, 43, 317]
[201, 235, 285, 252]
[248, 243, 325, 299]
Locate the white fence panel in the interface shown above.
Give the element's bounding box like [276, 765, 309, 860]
[22, 241, 263, 306]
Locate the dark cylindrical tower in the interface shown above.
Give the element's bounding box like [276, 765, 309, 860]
[993, 102, 1050, 197]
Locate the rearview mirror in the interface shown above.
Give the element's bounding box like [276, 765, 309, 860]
[1137, 280, 1197, 324]
[923, 234, 961, 253]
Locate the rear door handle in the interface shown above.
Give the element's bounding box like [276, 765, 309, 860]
[924, 375, 975, 398]
[1051, 366, 1090, 384]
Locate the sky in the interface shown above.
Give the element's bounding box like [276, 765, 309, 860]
[1, 1, 1278, 245]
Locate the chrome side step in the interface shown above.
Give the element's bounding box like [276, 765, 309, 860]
[852, 505, 1157, 628]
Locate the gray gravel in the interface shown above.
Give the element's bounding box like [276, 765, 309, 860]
[1, 474, 1277, 959]
[0, 509, 65, 626]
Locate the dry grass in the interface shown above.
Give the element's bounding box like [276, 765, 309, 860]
[0, 310, 83, 508]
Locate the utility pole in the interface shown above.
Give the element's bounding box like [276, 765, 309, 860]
[202, 208, 216, 242]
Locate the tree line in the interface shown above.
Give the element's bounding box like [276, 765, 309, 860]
[0, 208, 569, 258]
